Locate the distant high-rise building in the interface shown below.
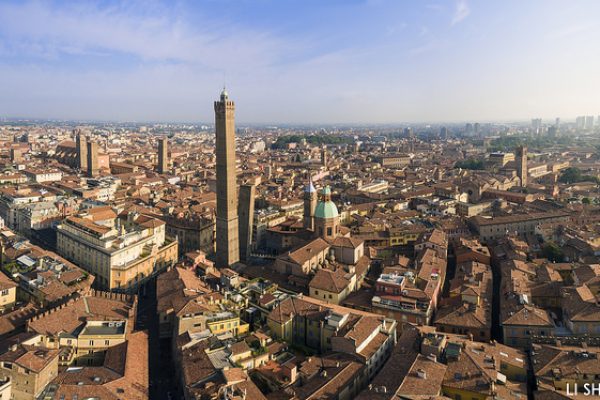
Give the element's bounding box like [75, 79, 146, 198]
[576, 116, 586, 130]
[440, 126, 449, 140]
[585, 116, 595, 130]
[474, 122, 481, 135]
[465, 123, 473, 135]
[403, 127, 414, 138]
[86, 141, 99, 178]
[548, 126, 558, 138]
[214, 88, 239, 268]
[157, 137, 168, 174]
[516, 146, 527, 187]
[531, 118, 542, 135]
[555, 117, 560, 128]
[238, 184, 255, 263]
[76, 132, 88, 171]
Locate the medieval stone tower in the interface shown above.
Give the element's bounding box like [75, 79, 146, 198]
[214, 89, 240, 268]
[516, 145, 527, 187]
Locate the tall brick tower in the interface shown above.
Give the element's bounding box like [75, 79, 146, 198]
[76, 131, 87, 171]
[86, 140, 99, 178]
[157, 137, 168, 174]
[214, 88, 239, 268]
[516, 145, 527, 187]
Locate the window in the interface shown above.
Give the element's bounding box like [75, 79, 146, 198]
[327, 227, 332, 236]
[0, 290, 8, 296]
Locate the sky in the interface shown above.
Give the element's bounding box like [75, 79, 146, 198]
[0, 0, 599, 124]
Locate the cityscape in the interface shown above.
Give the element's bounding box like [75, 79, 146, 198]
[1, 1, 600, 400]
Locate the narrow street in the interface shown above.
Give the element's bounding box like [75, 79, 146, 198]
[136, 277, 178, 400]
[491, 261, 502, 342]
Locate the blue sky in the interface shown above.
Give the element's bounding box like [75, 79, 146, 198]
[0, 0, 599, 123]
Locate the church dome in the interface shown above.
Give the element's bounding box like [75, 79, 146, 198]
[314, 187, 338, 219]
[314, 201, 338, 219]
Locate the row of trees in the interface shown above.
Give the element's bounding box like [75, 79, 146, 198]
[271, 134, 354, 149]
[558, 167, 600, 184]
[487, 135, 575, 152]
[455, 158, 485, 170]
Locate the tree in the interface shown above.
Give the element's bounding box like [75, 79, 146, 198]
[559, 167, 600, 184]
[455, 158, 485, 170]
[542, 242, 564, 262]
[271, 134, 353, 149]
[559, 167, 582, 184]
[582, 197, 591, 204]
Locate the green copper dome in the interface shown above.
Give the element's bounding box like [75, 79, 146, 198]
[314, 199, 339, 219]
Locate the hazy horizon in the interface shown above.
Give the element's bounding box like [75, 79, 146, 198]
[1, 0, 599, 124]
[0, 115, 593, 127]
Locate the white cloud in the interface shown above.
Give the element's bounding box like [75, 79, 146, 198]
[0, 1, 285, 69]
[451, 0, 470, 26]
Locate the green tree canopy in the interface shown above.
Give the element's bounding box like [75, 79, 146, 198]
[542, 242, 565, 263]
[455, 158, 485, 170]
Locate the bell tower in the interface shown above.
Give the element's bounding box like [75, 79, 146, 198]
[303, 175, 317, 231]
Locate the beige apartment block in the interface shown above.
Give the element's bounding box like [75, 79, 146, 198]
[56, 208, 177, 291]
